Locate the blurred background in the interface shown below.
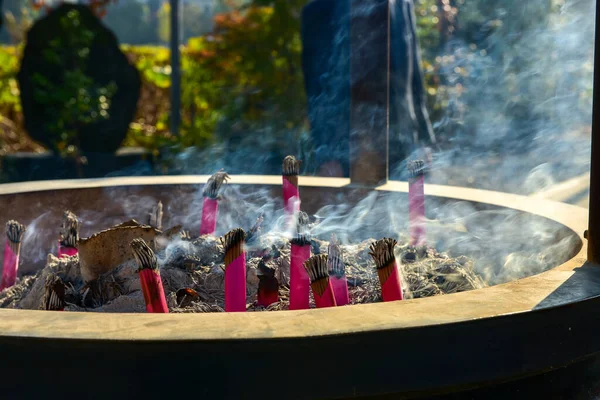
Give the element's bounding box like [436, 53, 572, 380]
[0, 0, 594, 207]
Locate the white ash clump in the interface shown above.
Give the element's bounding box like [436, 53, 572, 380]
[0, 234, 485, 313]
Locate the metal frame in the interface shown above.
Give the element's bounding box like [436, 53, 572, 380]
[588, 0, 600, 262]
[169, 0, 181, 136]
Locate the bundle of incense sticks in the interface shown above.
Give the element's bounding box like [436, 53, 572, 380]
[282, 155, 301, 222]
[58, 210, 79, 258]
[41, 274, 66, 311]
[221, 228, 247, 312]
[200, 170, 230, 235]
[408, 160, 426, 247]
[328, 234, 349, 306]
[289, 212, 311, 310]
[256, 259, 279, 307]
[304, 254, 337, 308]
[369, 238, 404, 302]
[1, 220, 26, 291]
[130, 238, 169, 313]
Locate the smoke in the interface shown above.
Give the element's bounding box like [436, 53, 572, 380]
[6, 0, 591, 288]
[413, 0, 594, 194]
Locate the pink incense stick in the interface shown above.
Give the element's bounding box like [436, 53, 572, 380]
[1, 220, 26, 291]
[408, 160, 426, 247]
[282, 155, 301, 222]
[222, 228, 247, 312]
[200, 170, 230, 235]
[289, 212, 311, 310]
[41, 274, 66, 311]
[328, 234, 349, 306]
[370, 238, 404, 302]
[304, 254, 337, 308]
[58, 210, 79, 258]
[200, 197, 218, 235]
[131, 238, 169, 313]
[58, 243, 78, 258]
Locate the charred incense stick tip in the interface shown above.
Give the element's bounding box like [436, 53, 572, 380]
[304, 254, 330, 296]
[282, 155, 301, 176]
[148, 201, 163, 230]
[257, 259, 276, 279]
[41, 274, 66, 311]
[60, 210, 80, 248]
[291, 211, 311, 245]
[369, 238, 398, 269]
[5, 220, 25, 245]
[408, 160, 426, 178]
[328, 234, 345, 278]
[203, 169, 231, 199]
[130, 238, 158, 271]
[221, 228, 246, 262]
[176, 288, 199, 307]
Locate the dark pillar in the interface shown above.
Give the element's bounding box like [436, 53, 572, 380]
[588, 0, 600, 262]
[170, 0, 181, 136]
[349, 0, 390, 186]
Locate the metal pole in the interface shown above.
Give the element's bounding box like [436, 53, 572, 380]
[587, 0, 600, 262]
[349, 0, 390, 186]
[170, 0, 181, 136]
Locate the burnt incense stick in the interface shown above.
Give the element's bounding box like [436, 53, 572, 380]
[148, 201, 163, 230]
[257, 259, 279, 307]
[5, 220, 25, 255]
[290, 212, 312, 310]
[201, 170, 230, 235]
[1, 220, 26, 291]
[246, 213, 264, 245]
[328, 234, 344, 278]
[130, 238, 169, 313]
[58, 211, 79, 257]
[408, 159, 426, 247]
[369, 238, 404, 302]
[282, 155, 301, 220]
[221, 228, 247, 312]
[304, 254, 337, 308]
[203, 169, 230, 199]
[328, 234, 349, 306]
[41, 274, 66, 311]
[291, 211, 311, 246]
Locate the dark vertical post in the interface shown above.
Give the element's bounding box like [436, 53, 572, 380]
[170, 0, 181, 136]
[349, 0, 390, 186]
[588, 0, 600, 263]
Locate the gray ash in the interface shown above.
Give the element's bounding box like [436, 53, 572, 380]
[0, 231, 485, 313]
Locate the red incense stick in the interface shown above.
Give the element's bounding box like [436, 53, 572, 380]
[256, 260, 279, 307]
[408, 160, 426, 247]
[41, 274, 66, 311]
[370, 238, 404, 302]
[282, 156, 301, 222]
[289, 212, 311, 310]
[1, 220, 26, 291]
[58, 210, 79, 258]
[200, 170, 230, 235]
[328, 234, 349, 306]
[221, 228, 247, 312]
[304, 254, 337, 308]
[130, 238, 169, 313]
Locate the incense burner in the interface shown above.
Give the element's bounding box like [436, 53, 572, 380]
[0, 175, 593, 399]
